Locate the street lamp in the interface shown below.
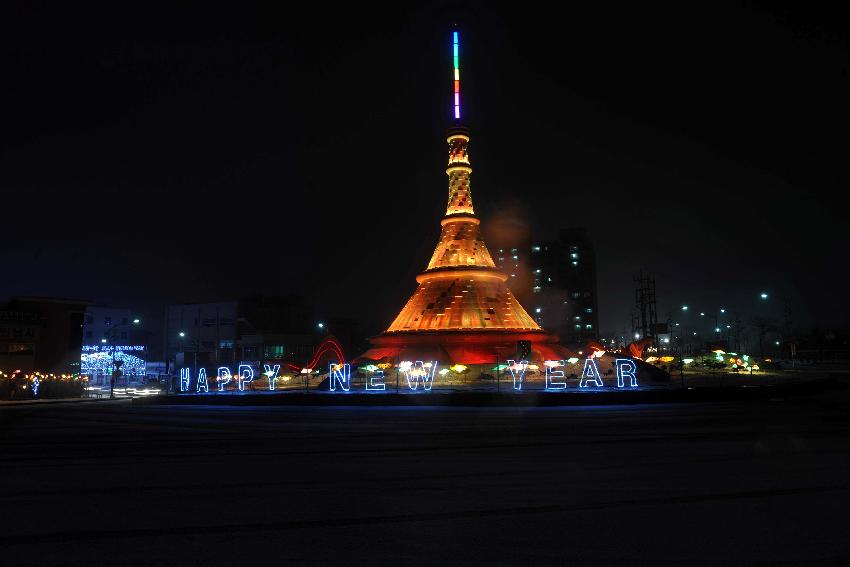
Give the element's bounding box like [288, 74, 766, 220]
[681, 305, 688, 311]
[317, 322, 324, 329]
[760, 292, 769, 300]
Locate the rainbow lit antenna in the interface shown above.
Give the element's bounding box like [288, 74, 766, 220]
[452, 30, 461, 120]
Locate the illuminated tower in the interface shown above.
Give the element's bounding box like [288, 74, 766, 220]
[361, 31, 567, 364]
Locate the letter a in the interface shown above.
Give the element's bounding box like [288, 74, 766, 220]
[580, 358, 603, 388]
[196, 368, 209, 393]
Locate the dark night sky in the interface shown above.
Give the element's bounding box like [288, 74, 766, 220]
[1, 2, 848, 337]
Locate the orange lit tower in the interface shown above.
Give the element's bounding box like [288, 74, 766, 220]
[359, 31, 568, 364]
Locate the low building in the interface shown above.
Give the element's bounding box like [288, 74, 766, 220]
[163, 296, 332, 375]
[0, 297, 88, 374]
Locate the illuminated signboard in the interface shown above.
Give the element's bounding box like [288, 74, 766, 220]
[81, 345, 146, 377]
[178, 358, 640, 394]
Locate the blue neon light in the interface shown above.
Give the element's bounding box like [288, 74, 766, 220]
[237, 364, 254, 391]
[366, 369, 386, 391]
[329, 363, 351, 392]
[579, 359, 603, 388]
[32, 376, 40, 397]
[180, 368, 191, 392]
[544, 360, 566, 390]
[217, 367, 232, 391]
[264, 364, 281, 391]
[614, 358, 638, 388]
[196, 368, 209, 393]
[507, 360, 528, 391]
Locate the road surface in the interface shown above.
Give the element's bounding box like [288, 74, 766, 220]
[2, 389, 849, 564]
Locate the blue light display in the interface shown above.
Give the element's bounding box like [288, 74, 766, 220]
[81, 345, 146, 378]
[237, 364, 254, 391]
[402, 361, 437, 391]
[329, 363, 351, 392]
[32, 376, 40, 397]
[180, 368, 191, 392]
[544, 360, 566, 390]
[366, 369, 386, 391]
[507, 360, 528, 391]
[196, 368, 209, 393]
[217, 367, 232, 391]
[615, 358, 638, 388]
[579, 358, 603, 388]
[176, 355, 645, 395]
[264, 364, 281, 391]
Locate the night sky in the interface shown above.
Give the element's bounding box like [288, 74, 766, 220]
[2, 2, 848, 338]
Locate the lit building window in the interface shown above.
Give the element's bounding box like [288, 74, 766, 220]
[585, 307, 593, 313]
[575, 324, 581, 330]
[532, 246, 541, 252]
[586, 324, 592, 329]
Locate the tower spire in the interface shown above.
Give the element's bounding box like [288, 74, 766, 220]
[453, 30, 461, 120]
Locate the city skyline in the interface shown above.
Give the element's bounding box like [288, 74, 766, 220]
[1, 3, 847, 338]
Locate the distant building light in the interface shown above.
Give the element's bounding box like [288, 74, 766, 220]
[535, 307, 542, 313]
[760, 292, 769, 300]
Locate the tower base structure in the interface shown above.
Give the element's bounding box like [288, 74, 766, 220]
[358, 330, 573, 365]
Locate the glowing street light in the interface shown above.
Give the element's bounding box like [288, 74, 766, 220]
[317, 322, 325, 329]
[681, 305, 688, 311]
[700, 312, 705, 317]
[179, 331, 186, 338]
[720, 308, 726, 313]
[715, 327, 721, 333]
[101, 338, 107, 344]
[760, 292, 769, 300]
[133, 318, 140, 324]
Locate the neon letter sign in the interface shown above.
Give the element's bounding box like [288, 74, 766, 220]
[579, 358, 603, 388]
[264, 364, 281, 391]
[217, 367, 232, 391]
[403, 361, 437, 391]
[507, 359, 528, 391]
[180, 368, 191, 392]
[237, 364, 254, 391]
[544, 360, 566, 390]
[329, 363, 351, 392]
[196, 368, 208, 393]
[615, 358, 638, 388]
[366, 369, 385, 391]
